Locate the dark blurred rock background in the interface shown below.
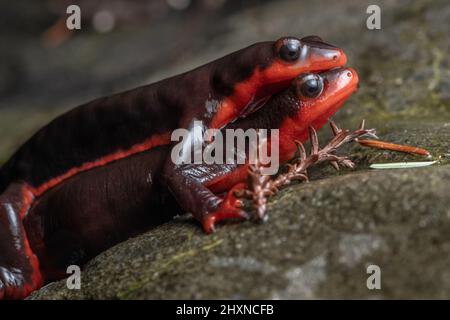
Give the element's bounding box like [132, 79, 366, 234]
[0, 0, 271, 161]
[0, 0, 449, 299]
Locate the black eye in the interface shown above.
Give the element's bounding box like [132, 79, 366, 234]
[278, 38, 301, 62]
[298, 74, 324, 98]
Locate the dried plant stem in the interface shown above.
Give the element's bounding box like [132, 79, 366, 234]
[356, 139, 430, 156]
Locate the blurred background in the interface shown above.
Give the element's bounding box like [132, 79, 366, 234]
[0, 0, 449, 161]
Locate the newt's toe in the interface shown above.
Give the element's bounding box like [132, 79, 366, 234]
[221, 182, 247, 208]
[0, 266, 40, 300]
[201, 183, 250, 234]
[0, 267, 24, 299]
[0, 278, 4, 300]
[202, 208, 250, 234]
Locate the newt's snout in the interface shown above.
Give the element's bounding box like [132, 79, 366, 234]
[300, 35, 347, 72]
[320, 67, 359, 103]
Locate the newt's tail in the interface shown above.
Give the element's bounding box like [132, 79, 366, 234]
[0, 182, 42, 299]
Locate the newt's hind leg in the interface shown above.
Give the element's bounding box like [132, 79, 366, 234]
[0, 183, 42, 299]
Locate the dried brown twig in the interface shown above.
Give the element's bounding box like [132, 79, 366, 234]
[235, 120, 377, 221]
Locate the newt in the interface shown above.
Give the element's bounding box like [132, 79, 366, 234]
[0, 36, 347, 299]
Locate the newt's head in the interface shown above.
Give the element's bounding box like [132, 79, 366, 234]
[209, 36, 347, 129]
[268, 36, 347, 82]
[278, 67, 359, 160]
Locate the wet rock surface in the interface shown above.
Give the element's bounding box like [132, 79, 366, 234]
[31, 164, 450, 299]
[2, 0, 449, 299]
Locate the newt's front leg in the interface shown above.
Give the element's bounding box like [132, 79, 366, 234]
[0, 183, 43, 299]
[162, 162, 249, 233]
[202, 182, 249, 233]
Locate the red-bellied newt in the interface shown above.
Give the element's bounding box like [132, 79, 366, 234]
[0, 36, 348, 299]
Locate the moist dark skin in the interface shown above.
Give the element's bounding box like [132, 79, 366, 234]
[0, 36, 346, 299]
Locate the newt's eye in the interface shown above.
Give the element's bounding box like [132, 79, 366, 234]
[277, 38, 301, 62]
[297, 74, 324, 98]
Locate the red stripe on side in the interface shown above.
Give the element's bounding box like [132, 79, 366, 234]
[30, 132, 171, 198]
[17, 185, 43, 297]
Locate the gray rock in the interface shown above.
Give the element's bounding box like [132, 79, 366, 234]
[30, 163, 450, 299]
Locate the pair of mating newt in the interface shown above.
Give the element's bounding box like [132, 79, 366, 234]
[0, 36, 424, 299]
